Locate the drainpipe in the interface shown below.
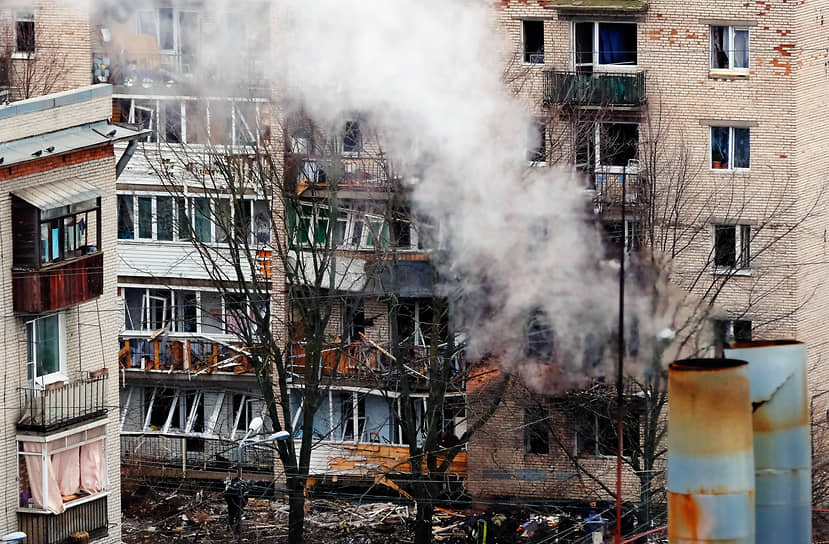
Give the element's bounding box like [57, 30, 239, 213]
[725, 340, 811, 544]
[667, 358, 754, 544]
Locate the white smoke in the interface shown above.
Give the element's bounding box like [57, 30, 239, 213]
[273, 0, 644, 390]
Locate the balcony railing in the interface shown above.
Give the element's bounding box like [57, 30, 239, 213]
[18, 495, 107, 544]
[544, 70, 646, 108]
[583, 169, 643, 212]
[96, 52, 268, 96]
[12, 252, 104, 314]
[121, 434, 274, 474]
[289, 156, 396, 190]
[119, 336, 255, 375]
[17, 372, 108, 432]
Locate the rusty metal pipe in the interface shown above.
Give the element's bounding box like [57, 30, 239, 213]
[725, 340, 810, 544]
[668, 358, 755, 544]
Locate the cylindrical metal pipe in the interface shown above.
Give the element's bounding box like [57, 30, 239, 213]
[725, 340, 811, 544]
[668, 358, 755, 544]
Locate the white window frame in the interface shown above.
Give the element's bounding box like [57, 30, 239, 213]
[572, 21, 638, 72]
[710, 126, 750, 171]
[26, 313, 67, 387]
[17, 421, 108, 514]
[527, 119, 547, 166]
[136, 8, 198, 56]
[522, 20, 545, 65]
[594, 121, 639, 174]
[12, 9, 35, 58]
[712, 223, 751, 274]
[710, 26, 749, 74]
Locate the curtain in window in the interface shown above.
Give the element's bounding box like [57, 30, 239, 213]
[599, 24, 635, 65]
[733, 30, 749, 69]
[80, 442, 107, 493]
[23, 442, 63, 514]
[52, 447, 81, 496]
[733, 127, 750, 168]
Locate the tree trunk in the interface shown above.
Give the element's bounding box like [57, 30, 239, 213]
[287, 477, 306, 544]
[413, 492, 434, 544]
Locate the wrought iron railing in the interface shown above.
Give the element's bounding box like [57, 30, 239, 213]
[591, 169, 643, 207]
[18, 495, 107, 544]
[544, 70, 646, 107]
[17, 372, 108, 432]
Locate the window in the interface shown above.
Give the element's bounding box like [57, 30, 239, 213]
[157, 197, 174, 241]
[37, 199, 100, 265]
[524, 406, 549, 454]
[575, 21, 637, 71]
[343, 121, 362, 154]
[711, 126, 750, 170]
[710, 26, 749, 72]
[343, 300, 370, 342]
[14, 10, 35, 54]
[136, 8, 198, 56]
[26, 314, 65, 385]
[597, 122, 638, 169]
[576, 409, 639, 457]
[137, 197, 153, 239]
[602, 220, 639, 259]
[713, 318, 752, 348]
[713, 224, 750, 270]
[340, 393, 366, 441]
[525, 309, 554, 360]
[193, 198, 212, 242]
[527, 120, 547, 163]
[523, 20, 544, 63]
[19, 425, 107, 514]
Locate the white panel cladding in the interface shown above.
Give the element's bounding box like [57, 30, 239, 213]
[117, 240, 256, 281]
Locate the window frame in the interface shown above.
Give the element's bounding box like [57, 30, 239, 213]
[17, 421, 108, 514]
[38, 199, 101, 267]
[522, 20, 545, 64]
[712, 223, 751, 274]
[13, 9, 35, 57]
[710, 126, 750, 171]
[572, 21, 638, 72]
[343, 120, 362, 155]
[594, 121, 639, 173]
[524, 406, 550, 455]
[575, 409, 639, 458]
[26, 313, 67, 387]
[710, 25, 749, 74]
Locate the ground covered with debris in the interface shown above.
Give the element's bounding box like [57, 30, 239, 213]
[121, 481, 626, 543]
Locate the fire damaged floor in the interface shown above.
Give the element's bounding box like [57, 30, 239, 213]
[119, 480, 642, 543]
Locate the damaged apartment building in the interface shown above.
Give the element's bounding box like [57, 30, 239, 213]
[466, 0, 829, 511]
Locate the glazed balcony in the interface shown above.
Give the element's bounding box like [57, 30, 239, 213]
[17, 495, 107, 544]
[13, 252, 104, 314]
[544, 70, 646, 108]
[17, 371, 108, 433]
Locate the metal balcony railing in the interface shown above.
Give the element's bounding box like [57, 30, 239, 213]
[121, 434, 274, 474]
[591, 169, 642, 207]
[18, 495, 107, 544]
[544, 70, 646, 108]
[17, 372, 108, 432]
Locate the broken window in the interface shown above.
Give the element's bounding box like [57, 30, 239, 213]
[527, 119, 547, 163]
[15, 10, 35, 54]
[522, 20, 544, 63]
[143, 290, 171, 330]
[340, 393, 366, 442]
[164, 102, 182, 143]
[524, 406, 549, 455]
[576, 408, 639, 457]
[174, 291, 198, 333]
[574, 22, 637, 70]
[713, 224, 750, 270]
[185, 101, 207, 144]
[598, 123, 638, 169]
[290, 128, 312, 155]
[602, 220, 639, 259]
[253, 200, 271, 244]
[710, 26, 748, 71]
[711, 126, 750, 170]
[133, 100, 157, 143]
[200, 292, 224, 334]
[158, 7, 175, 51]
[343, 300, 369, 342]
[525, 309, 555, 360]
[713, 318, 752, 349]
[343, 121, 362, 154]
[234, 102, 259, 146]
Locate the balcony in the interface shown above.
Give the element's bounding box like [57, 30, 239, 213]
[18, 495, 107, 544]
[288, 155, 397, 193]
[17, 371, 108, 432]
[119, 336, 255, 375]
[13, 252, 104, 314]
[590, 169, 642, 209]
[544, 70, 646, 108]
[95, 52, 268, 98]
[121, 435, 274, 476]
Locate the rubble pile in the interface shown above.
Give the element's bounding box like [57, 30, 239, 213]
[121, 485, 630, 543]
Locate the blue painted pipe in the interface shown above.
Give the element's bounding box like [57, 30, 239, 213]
[667, 358, 755, 544]
[725, 341, 811, 544]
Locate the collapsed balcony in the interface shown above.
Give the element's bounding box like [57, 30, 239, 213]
[544, 70, 646, 108]
[17, 371, 108, 432]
